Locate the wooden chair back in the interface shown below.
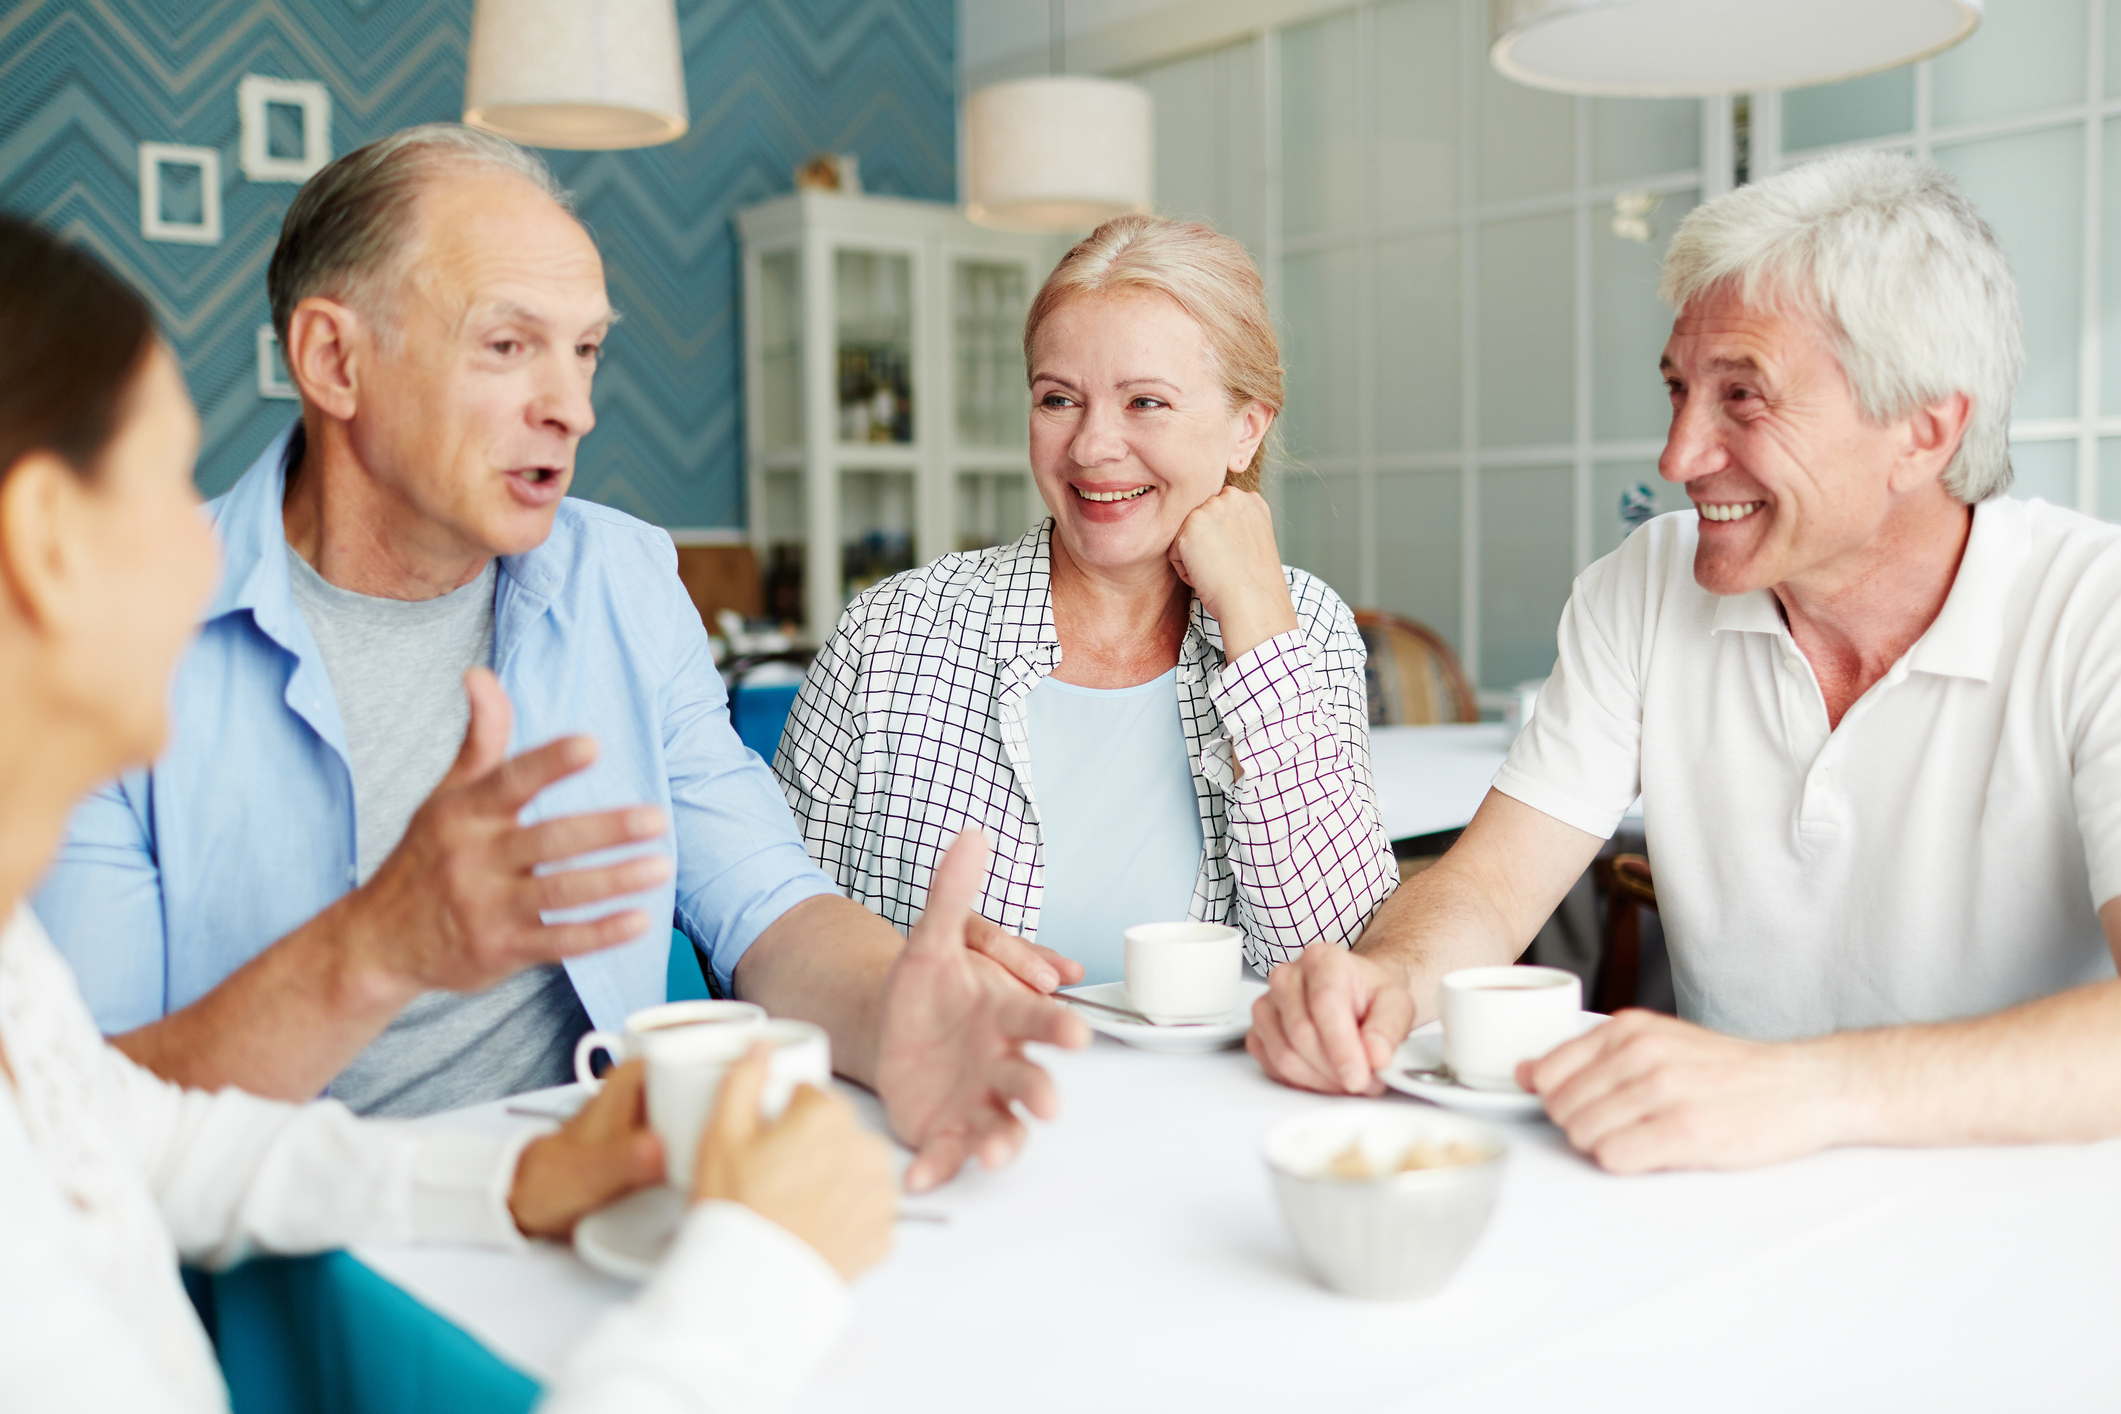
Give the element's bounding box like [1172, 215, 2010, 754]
[1591, 852, 1657, 1014]
[1352, 611, 1479, 725]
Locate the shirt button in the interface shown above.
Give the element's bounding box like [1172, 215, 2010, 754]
[1783, 653, 1804, 672]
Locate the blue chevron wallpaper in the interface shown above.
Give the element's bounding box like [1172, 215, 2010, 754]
[0, 0, 955, 527]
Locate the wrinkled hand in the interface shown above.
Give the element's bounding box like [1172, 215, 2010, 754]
[1524, 1010, 1853, 1173]
[344, 667, 672, 999]
[694, 1045, 897, 1282]
[874, 831, 1092, 1192]
[964, 912, 1084, 994]
[1168, 486, 1297, 663]
[509, 1060, 664, 1239]
[1247, 941, 1416, 1094]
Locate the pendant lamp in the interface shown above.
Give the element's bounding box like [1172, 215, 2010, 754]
[1490, 0, 1982, 96]
[963, 0, 1153, 233]
[464, 0, 688, 150]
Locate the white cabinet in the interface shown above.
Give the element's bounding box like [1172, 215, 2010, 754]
[737, 192, 1053, 641]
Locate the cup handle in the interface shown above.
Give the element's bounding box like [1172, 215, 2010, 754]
[574, 1031, 621, 1090]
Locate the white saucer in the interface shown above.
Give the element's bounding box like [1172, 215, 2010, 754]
[1058, 980, 1267, 1053]
[1379, 1013, 1607, 1118]
[575, 1184, 684, 1282]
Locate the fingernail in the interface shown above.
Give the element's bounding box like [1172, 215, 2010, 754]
[631, 808, 665, 834]
[1036, 969, 1057, 991]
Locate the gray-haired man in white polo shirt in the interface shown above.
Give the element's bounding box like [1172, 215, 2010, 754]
[1252, 149, 2121, 1171]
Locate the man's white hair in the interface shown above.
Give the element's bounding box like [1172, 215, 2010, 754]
[1658, 149, 2023, 503]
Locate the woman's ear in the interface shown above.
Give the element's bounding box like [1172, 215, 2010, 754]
[0, 450, 89, 634]
[1230, 400, 1273, 474]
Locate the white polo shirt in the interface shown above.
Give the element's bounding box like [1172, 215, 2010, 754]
[1495, 496, 2121, 1041]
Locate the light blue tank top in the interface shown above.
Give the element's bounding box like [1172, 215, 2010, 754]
[1024, 668, 1206, 985]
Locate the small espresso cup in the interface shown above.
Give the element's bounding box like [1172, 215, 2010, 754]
[1439, 965, 1582, 1092]
[646, 1017, 832, 1191]
[572, 999, 766, 1090]
[1124, 921, 1243, 1025]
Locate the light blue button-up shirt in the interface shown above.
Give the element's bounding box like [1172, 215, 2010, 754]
[34, 424, 837, 1035]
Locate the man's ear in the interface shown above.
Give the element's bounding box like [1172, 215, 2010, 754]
[0, 450, 87, 634]
[1897, 390, 1974, 492]
[284, 297, 368, 422]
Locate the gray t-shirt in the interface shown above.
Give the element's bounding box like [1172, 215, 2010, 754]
[286, 546, 590, 1117]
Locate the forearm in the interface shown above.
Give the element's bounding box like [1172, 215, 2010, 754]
[729, 894, 899, 1090]
[111, 892, 413, 1100]
[1814, 979, 2121, 1148]
[1356, 789, 1602, 1023]
[1353, 861, 1528, 1025]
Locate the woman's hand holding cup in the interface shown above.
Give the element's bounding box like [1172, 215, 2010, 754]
[1168, 486, 1298, 664]
[509, 1059, 665, 1240]
[693, 1044, 897, 1283]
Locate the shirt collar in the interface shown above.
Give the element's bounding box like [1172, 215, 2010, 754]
[980, 517, 1225, 669]
[203, 418, 561, 656]
[1706, 495, 2027, 684]
[204, 421, 304, 641]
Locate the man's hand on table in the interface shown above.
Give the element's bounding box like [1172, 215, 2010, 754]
[874, 831, 1091, 1193]
[694, 1045, 896, 1282]
[1523, 1010, 1853, 1173]
[510, 1060, 664, 1239]
[337, 667, 672, 1003]
[1247, 941, 1417, 1095]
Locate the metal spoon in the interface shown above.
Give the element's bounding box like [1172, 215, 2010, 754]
[1052, 991, 1219, 1028]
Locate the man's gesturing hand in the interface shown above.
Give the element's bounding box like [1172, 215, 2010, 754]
[338, 667, 672, 1002]
[874, 831, 1091, 1192]
[1247, 941, 1416, 1094]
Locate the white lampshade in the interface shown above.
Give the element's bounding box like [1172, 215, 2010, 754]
[1490, 0, 1982, 96]
[965, 76, 1153, 234]
[464, 0, 688, 150]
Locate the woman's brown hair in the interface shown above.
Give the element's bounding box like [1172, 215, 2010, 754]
[1023, 214, 1283, 492]
[0, 214, 156, 483]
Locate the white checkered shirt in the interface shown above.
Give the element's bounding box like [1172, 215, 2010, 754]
[772, 520, 1397, 972]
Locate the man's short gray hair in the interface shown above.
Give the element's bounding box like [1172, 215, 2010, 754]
[1659, 150, 2023, 503]
[266, 122, 574, 346]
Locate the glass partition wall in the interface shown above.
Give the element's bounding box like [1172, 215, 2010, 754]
[1130, 0, 2120, 692]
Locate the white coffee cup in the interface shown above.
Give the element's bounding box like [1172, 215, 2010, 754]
[1439, 965, 1583, 1092]
[1124, 921, 1243, 1025]
[573, 1000, 766, 1090]
[646, 1017, 832, 1191]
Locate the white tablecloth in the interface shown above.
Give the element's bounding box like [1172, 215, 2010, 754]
[1369, 723, 1513, 841]
[362, 1041, 2120, 1412]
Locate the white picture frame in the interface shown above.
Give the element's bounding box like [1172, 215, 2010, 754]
[238, 75, 331, 183]
[138, 143, 222, 245]
[256, 325, 298, 400]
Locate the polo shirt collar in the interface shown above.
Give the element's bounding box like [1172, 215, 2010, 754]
[1705, 496, 2026, 684]
[1905, 495, 2026, 683]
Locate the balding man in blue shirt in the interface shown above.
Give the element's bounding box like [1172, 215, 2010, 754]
[34, 124, 1084, 1193]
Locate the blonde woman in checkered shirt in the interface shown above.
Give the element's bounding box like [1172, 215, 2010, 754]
[776, 216, 1396, 987]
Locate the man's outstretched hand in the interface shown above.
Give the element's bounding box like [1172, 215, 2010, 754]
[873, 831, 1091, 1192]
[1247, 941, 1416, 1094]
[336, 666, 673, 1004]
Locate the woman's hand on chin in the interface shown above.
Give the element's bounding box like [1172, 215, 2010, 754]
[1169, 486, 1299, 662]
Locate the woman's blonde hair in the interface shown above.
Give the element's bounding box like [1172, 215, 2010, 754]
[1023, 214, 1282, 492]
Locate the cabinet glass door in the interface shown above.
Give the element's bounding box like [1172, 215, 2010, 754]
[841, 469, 916, 601]
[953, 259, 1030, 448]
[757, 250, 802, 451]
[835, 251, 914, 444]
[956, 470, 1034, 552]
